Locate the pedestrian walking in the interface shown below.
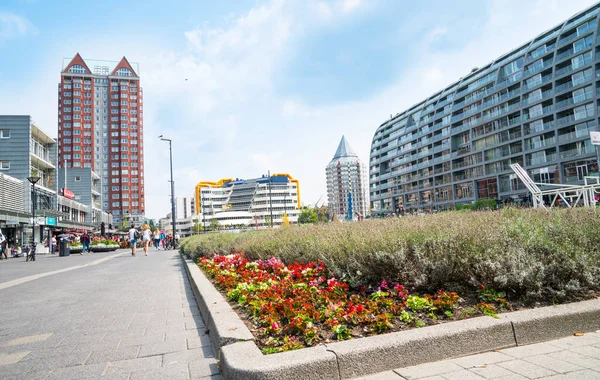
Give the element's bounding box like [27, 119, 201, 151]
[160, 230, 166, 249]
[153, 228, 161, 250]
[142, 223, 151, 256]
[51, 235, 57, 254]
[129, 224, 139, 256]
[81, 232, 91, 255]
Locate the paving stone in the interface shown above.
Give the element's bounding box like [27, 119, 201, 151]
[130, 361, 190, 380]
[571, 345, 600, 360]
[85, 345, 139, 365]
[187, 333, 212, 350]
[138, 340, 185, 357]
[549, 333, 600, 349]
[452, 351, 513, 368]
[395, 361, 464, 379]
[0, 333, 53, 347]
[497, 359, 557, 378]
[467, 363, 515, 379]
[188, 358, 220, 379]
[0, 351, 31, 365]
[538, 369, 600, 380]
[524, 354, 585, 373]
[104, 355, 163, 375]
[45, 362, 108, 380]
[547, 350, 600, 368]
[441, 370, 485, 379]
[501, 342, 563, 358]
[352, 370, 404, 379]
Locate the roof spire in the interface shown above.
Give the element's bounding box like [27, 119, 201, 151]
[330, 135, 358, 163]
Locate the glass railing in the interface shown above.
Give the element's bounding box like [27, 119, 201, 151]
[522, 90, 553, 106]
[522, 75, 550, 91]
[527, 153, 557, 166]
[525, 137, 556, 151]
[555, 58, 593, 77]
[523, 104, 554, 121]
[560, 144, 594, 158]
[524, 59, 553, 77]
[559, 27, 595, 46]
[558, 128, 594, 143]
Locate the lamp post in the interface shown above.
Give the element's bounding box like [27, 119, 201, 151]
[27, 175, 40, 262]
[201, 193, 206, 233]
[268, 170, 273, 228]
[159, 135, 177, 240]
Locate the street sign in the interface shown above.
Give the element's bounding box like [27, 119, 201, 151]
[46, 217, 57, 226]
[590, 131, 600, 146]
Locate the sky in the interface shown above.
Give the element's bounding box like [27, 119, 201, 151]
[0, 0, 598, 220]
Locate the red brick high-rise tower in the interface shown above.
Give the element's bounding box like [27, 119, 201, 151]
[58, 53, 144, 226]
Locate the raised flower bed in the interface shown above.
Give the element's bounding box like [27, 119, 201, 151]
[199, 254, 511, 354]
[70, 242, 83, 253]
[91, 240, 120, 252]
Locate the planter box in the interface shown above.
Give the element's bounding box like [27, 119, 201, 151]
[91, 247, 113, 252]
[70, 247, 83, 253]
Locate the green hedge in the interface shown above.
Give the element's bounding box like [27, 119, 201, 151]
[180, 208, 600, 302]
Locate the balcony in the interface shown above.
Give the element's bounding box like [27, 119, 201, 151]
[525, 137, 556, 151]
[560, 144, 595, 159]
[525, 120, 555, 136]
[522, 104, 554, 122]
[522, 89, 553, 106]
[555, 58, 593, 78]
[523, 74, 552, 91]
[527, 153, 557, 166]
[524, 59, 554, 77]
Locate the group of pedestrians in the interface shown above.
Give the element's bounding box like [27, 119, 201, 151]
[128, 224, 172, 257]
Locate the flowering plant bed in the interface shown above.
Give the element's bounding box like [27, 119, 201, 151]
[199, 253, 513, 354]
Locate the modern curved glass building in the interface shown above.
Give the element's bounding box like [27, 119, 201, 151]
[370, 4, 600, 214]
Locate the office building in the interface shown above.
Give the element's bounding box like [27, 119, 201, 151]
[194, 174, 301, 228]
[0, 115, 105, 250]
[326, 136, 369, 219]
[58, 53, 145, 226]
[370, 4, 600, 213]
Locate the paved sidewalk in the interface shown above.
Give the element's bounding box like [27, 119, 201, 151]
[354, 331, 600, 380]
[0, 249, 128, 284]
[0, 249, 219, 379]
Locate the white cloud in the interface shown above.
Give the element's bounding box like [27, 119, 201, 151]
[0, 12, 37, 40]
[340, 0, 362, 13]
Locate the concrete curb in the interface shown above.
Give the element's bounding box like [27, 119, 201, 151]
[180, 254, 600, 379]
[181, 256, 254, 352]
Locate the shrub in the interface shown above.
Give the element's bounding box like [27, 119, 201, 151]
[180, 208, 600, 301]
[472, 199, 497, 211]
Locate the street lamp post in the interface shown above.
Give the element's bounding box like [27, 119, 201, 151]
[159, 135, 177, 241]
[27, 176, 40, 262]
[268, 170, 274, 228]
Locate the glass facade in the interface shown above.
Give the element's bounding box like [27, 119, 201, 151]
[370, 4, 600, 213]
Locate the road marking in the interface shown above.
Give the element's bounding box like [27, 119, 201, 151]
[0, 351, 30, 366]
[1, 333, 53, 347]
[0, 251, 127, 291]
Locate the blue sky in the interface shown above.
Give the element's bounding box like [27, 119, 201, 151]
[0, 0, 597, 219]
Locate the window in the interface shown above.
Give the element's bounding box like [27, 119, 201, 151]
[0, 161, 9, 170]
[68, 65, 87, 74]
[116, 68, 133, 77]
[0, 130, 10, 139]
[75, 176, 81, 181]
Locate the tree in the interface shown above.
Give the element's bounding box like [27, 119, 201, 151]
[193, 222, 203, 234]
[118, 218, 130, 231]
[209, 219, 221, 231]
[298, 208, 318, 224]
[315, 205, 331, 222]
[264, 216, 272, 227]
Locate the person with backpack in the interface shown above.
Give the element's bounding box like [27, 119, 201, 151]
[128, 224, 140, 256]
